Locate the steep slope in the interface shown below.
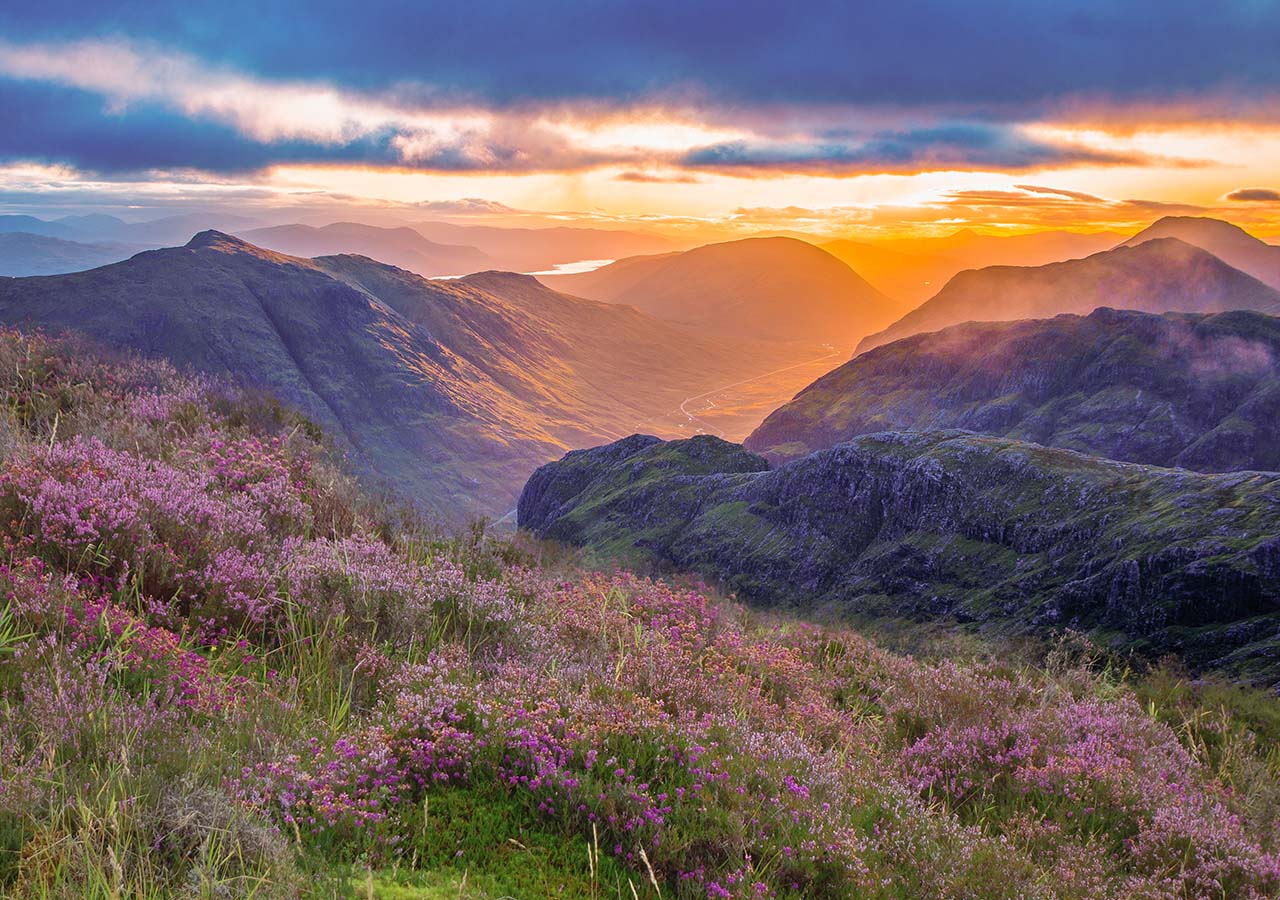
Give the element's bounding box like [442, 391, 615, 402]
[411, 221, 681, 272]
[857, 238, 1280, 354]
[0, 232, 564, 521]
[749, 308, 1280, 469]
[541, 236, 907, 346]
[241, 222, 491, 276]
[520, 431, 1280, 681]
[1119, 216, 1280, 291]
[0, 232, 141, 276]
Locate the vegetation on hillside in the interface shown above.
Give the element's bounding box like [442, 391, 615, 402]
[0, 331, 1277, 898]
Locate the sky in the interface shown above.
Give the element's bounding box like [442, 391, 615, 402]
[3, 1, 1280, 240]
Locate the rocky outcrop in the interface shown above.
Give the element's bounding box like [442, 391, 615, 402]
[520, 430, 1280, 684]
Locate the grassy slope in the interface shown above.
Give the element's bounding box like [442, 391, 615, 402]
[0, 331, 1276, 899]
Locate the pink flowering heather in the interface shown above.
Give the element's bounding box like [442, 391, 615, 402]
[0, 330, 1276, 899]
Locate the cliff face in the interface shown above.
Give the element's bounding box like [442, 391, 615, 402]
[520, 431, 1280, 683]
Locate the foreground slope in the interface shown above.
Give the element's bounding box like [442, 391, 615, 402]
[542, 236, 907, 346]
[1, 330, 1276, 899]
[520, 431, 1280, 682]
[748, 307, 1280, 468]
[857, 237, 1280, 354]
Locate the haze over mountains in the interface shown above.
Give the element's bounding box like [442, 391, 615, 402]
[541, 236, 910, 346]
[241, 222, 494, 277]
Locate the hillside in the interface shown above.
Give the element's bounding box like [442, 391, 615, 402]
[0, 231, 558, 521]
[857, 237, 1280, 354]
[0, 232, 141, 276]
[240, 222, 492, 277]
[0, 329, 1275, 899]
[541, 236, 908, 346]
[520, 430, 1280, 683]
[748, 307, 1280, 468]
[1119, 216, 1280, 291]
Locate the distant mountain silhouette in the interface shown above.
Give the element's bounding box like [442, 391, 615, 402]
[542, 236, 908, 346]
[411, 221, 682, 272]
[0, 232, 798, 521]
[819, 239, 960, 305]
[0, 233, 143, 276]
[882, 228, 1123, 268]
[1119, 216, 1280, 291]
[749, 307, 1280, 470]
[241, 222, 491, 277]
[857, 237, 1280, 354]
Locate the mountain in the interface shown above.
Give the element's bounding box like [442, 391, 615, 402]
[856, 238, 1280, 354]
[411, 221, 682, 272]
[240, 222, 492, 276]
[519, 430, 1280, 682]
[0, 232, 142, 276]
[819, 239, 960, 305]
[0, 211, 266, 246]
[0, 214, 78, 239]
[748, 308, 1280, 469]
[1119, 216, 1280, 291]
[541, 236, 908, 346]
[0, 232, 810, 521]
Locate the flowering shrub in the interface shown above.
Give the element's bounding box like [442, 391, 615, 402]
[0, 328, 1276, 899]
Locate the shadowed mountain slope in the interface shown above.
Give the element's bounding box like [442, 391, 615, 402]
[748, 307, 1280, 469]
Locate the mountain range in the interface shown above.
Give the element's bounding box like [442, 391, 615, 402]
[241, 222, 493, 277]
[0, 232, 815, 521]
[857, 231, 1280, 354]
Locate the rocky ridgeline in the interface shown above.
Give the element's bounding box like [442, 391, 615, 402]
[520, 430, 1280, 684]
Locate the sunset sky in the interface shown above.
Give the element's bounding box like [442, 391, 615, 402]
[3, 1, 1280, 240]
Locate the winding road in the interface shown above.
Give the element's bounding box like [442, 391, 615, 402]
[676, 346, 845, 437]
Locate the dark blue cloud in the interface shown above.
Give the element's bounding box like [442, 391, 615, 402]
[681, 124, 1146, 173]
[0, 82, 408, 173]
[1, 1, 1278, 111]
[1228, 188, 1280, 202]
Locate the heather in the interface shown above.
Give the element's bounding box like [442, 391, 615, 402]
[0, 331, 1276, 898]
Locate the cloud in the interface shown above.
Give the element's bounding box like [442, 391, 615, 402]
[681, 124, 1149, 174]
[4, 2, 1280, 118]
[1013, 184, 1108, 203]
[1227, 188, 1280, 202]
[615, 170, 701, 184]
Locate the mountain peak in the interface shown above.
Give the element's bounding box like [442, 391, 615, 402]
[184, 229, 254, 251]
